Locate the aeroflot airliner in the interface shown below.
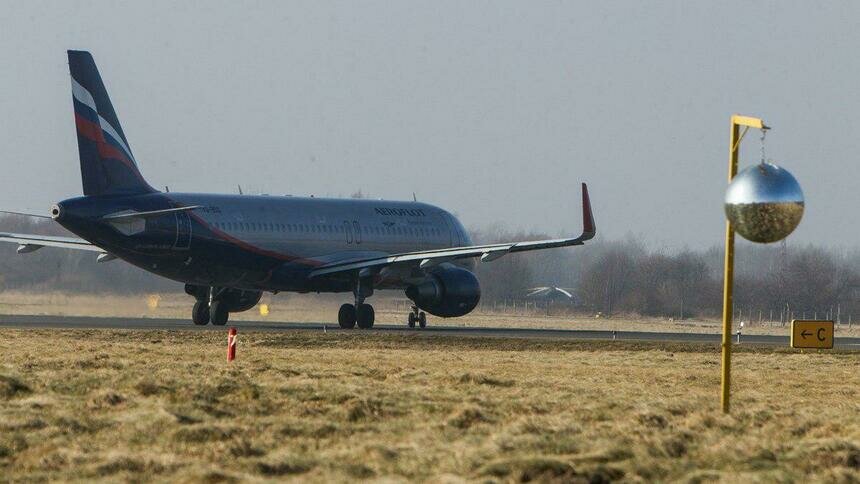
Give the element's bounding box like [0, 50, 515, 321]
[0, 51, 595, 328]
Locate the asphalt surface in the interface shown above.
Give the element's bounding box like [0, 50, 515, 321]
[1, 314, 859, 348]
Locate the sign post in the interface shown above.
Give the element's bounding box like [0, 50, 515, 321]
[227, 327, 238, 362]
[721, 114, 768, 414]
[790, 320, 834, 349]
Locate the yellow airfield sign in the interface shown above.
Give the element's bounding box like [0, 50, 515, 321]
[790, 320, 834, 349]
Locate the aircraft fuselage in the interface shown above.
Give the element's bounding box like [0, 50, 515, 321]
[52, 192, 474, 293]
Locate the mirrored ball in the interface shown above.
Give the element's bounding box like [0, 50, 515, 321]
[724, 162, 804, 243]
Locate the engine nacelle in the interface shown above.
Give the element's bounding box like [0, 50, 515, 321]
[220, 289, 263, 313]
[406, 266, 481, 317]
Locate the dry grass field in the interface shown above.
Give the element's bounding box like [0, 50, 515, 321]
[1, 291, 857, 337]
[0, 329, 858, 482]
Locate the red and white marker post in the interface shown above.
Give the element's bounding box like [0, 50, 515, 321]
[227, 327, 238, 362]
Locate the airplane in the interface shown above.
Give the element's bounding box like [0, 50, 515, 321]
[0, 50, 596, 328]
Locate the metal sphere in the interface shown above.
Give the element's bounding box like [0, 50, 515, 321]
[724, 162, 804, 243]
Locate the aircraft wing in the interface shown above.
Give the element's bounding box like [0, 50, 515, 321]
[310, 183, 596, 278]
[0, 232, 105, 253]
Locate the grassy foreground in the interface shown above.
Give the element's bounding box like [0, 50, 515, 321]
[0, 330, 858, 482]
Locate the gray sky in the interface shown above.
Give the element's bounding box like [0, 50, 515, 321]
[1, 1, 858, 249]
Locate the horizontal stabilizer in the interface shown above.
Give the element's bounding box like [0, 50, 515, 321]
[0, 210, 51, 219]
[102, 205, 201, 221]
[0, 232, 103, 252]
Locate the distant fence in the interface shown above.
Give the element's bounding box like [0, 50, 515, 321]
[732, 306, 853, 328]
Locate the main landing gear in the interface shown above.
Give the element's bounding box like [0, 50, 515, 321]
[338, 302, 375, 329]
[191, 288, 230, 325]
[338, 278, 375, 329]
[407, 305, 427, 329]
[187, 285, 263, 326]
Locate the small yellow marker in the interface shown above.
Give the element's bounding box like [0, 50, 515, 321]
[259, 304, 269, 316]
[790, 320, 834, 349]
[146, 294, 160, 310]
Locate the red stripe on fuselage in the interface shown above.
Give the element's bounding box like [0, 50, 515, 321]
[186, 210, 323, 267]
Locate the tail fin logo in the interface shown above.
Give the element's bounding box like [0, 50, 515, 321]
[68, 50, 154, 196]
[71, 77, 138, 169]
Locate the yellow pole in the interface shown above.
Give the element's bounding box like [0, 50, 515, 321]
[721, 114, 767, 413]
[720, 122, 739, 413]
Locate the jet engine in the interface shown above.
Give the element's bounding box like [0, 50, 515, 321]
[405, 266, 481, 317]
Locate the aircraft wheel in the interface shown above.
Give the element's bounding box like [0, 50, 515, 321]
[192, 301, 210, 325]
[210, 301, 229, 326]
[418, 312, 427, 328]
[356, 304, 375, 329]
[408, 312, 416, 328]
[338, 303, 356, 329]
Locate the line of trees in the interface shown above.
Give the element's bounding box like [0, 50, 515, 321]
[0, 215, 857, 322]
[471, 226, 860, 321]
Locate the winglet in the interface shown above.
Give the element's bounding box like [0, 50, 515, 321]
[581, 183, 596, 240]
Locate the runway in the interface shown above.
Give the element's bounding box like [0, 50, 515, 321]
[1, 314, 859, 348]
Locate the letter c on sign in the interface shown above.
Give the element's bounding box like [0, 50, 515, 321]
[817, 328, 826, 341]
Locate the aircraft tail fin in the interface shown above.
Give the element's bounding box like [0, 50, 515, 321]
[68, 50, 155, 196]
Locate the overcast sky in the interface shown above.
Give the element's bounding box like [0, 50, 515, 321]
[1, 1, 858, 249]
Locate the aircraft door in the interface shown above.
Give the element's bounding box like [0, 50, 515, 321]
[175, 212, 191, 249]
[343, 221, 353, 244]
[353, 221, 362, 244]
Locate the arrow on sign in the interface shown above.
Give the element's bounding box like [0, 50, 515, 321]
[801, 329, 812, 338]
